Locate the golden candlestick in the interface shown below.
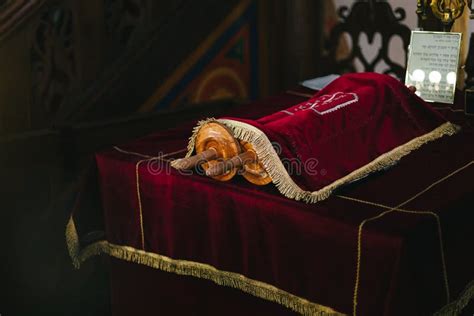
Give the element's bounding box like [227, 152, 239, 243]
[417, 0, 467, 30]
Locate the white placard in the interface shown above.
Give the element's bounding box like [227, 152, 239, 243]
[405, 31, 462, 104]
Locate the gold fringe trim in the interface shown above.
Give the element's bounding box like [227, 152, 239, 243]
[65, 216, 81, 269]
[65, 217, 344, 316]
[66, 214, 474, 315]
[173, 118, 459, 204]
[68, 158, 474, 315]
[435, 280, 474, 316]
[170, 117, 218, 169]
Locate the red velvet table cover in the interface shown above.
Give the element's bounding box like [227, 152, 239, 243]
[67, 83, 474, 316]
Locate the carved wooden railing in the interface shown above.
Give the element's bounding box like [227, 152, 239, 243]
[324, 0, 411, 80]
[463, 1, 474, 89]
[0, 0, 221, 135]
[0, 0, 325, 137]
[0, 0, 45, 40]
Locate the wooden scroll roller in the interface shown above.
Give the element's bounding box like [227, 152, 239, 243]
[173, 122, 271, 185]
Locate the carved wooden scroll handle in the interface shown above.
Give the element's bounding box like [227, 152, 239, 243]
[206, 150, 256, 177]
[174, 122, 271, 185]
[172, 148, 218, 170]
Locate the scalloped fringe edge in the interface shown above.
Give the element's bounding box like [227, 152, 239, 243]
[435, 280, 474, 316]
[172, 119, 459, 204]
[67, 215, 474, 316]
[66, 217, 343, 316]
[66, 216, 473, 315]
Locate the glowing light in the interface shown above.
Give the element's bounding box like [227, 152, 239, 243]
[446, 72, 457, 85]
[412, 69, 425, 82]
[428, 71, 442, 84]
[415, 91, 421, 97]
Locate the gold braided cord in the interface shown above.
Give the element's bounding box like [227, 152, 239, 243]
[338, 194, 450, 312]
[135, 159, 148, 250]
[351, 205, 447, 316]
[337, 194, 449, 307]
[348, 160, 474, 316]
[65, 217, 344, 316]
[114, 146, 187, 160]
[116, 146, 188, 250]
[391, 161, 474, 208]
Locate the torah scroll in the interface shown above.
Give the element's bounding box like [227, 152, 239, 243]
[172, 73, 459, 203]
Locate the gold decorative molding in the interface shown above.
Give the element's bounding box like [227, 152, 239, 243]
[0, 0, 46, 41]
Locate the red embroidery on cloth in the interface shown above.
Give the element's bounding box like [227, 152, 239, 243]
[281, 92, 359, 116]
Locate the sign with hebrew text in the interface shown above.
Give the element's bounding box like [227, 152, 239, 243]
[405, 31, 462, 104]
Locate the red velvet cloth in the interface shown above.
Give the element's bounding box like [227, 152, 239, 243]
[109, 257, 300, 316]
[222, 73, 450, 192]
[74, 82, 474, 315]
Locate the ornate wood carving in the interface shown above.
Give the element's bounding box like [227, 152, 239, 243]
[0, 0, 250, 135]
[0, 0, 11, 9]
[325, 0, 411, 80]
[467, 3, 474, 88]
[466, 33, 474, 88]
[104, 0, 148, 47]
[0, 0, 45, 40]
[31, 4, 76, 121]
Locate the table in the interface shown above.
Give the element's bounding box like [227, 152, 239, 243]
[67, 87, 474, 315]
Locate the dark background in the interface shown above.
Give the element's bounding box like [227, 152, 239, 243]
[0, 0, 469, 315]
